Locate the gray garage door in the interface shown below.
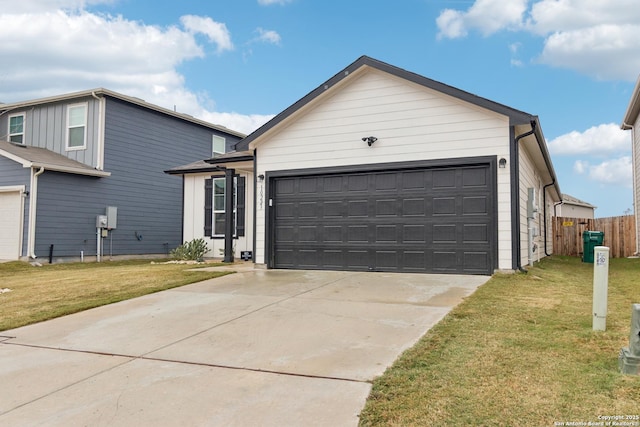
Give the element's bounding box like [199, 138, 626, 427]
[271, 163, 495, 274]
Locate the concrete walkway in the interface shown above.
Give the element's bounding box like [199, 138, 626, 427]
[0, 267, 489, 426]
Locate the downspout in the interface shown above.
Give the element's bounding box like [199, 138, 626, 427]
[252, 149, 258, 263]
[91, 91, 106, 170]
[512, 120, 537, 272]
[543, 180, 556, 256]
[27, 166, 45, 259]
[623, 122, 638, 255]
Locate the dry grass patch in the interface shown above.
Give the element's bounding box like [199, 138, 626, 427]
[359, 256, 640, 426]
[0, 259, 231, 331]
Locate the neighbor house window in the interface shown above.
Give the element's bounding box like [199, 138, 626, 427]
[204, 176, 245, 238]
[8, 113, 25, 144]
[66, 103, 87, 149]
[212, 135, 226, 157]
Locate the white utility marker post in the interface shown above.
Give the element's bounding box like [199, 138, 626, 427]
[592, 246, 610, 331]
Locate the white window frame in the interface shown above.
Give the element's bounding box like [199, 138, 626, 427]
[66, 102, 88, 150]
[8, 113, 25, 144]
[212, 135, 226, 157]
[212, 176, 237, 237]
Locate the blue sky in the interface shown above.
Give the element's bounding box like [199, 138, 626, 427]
[1, 0, 638, 217]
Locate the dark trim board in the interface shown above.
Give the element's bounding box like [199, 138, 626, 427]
[265, 156, 498, 275]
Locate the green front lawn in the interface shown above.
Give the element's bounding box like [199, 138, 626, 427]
[359, 256, 640, 426]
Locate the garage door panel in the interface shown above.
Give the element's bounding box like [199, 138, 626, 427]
[403, 225, 426, 243]
[464, 252, 490, 272]
[463, 167, 488, 187]
[0, 191, 22, 260]
[432, 251, 458, 271]
[463, 196, 489, 215]
[272, 163, 495, 274]
[432, 169, 457, 189]
[348, 200, 368, 217]
[347, 250, 369, 268]
[464, 224, 489, 243]
[375, 199, 398, 217]
[299, 202, 319, 218]
[433, 197, 456, 215]
[403, 251, 427, 270]
[275, 202, 295, 218]
[403, 198, 426, 216]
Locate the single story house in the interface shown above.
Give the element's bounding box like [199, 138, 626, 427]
[167, 56, 561, 274]
[555, 194, 596, 219]
[621, 74, 640, 255]
[0, 89, 243, 261]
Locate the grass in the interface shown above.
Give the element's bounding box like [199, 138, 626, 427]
[0, 259, 232, 331]
[359, 256, 640, 426]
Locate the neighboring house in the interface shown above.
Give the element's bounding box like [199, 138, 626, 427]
[0, 89, 243, 261]
[555, 194, 596, 219]
[167, 56, 561, 275]
[622, 75, 640, 255]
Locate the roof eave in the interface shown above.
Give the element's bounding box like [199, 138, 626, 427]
[0, 88, 246, 138]
[622, 74, 640, 129]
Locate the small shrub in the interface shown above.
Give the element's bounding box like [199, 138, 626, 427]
[170, 238, 208, 261]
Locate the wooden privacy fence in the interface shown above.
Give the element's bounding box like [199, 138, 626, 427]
[552, 215, 637, 258]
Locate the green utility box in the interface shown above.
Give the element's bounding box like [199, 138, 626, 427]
[582, 231, 604, 263]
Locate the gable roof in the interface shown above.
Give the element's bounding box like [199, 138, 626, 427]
[622, 74, 640, 129]
[562, 193, 597, 209]
[0, 140, 111, 177]
[233, 55, 560, 198]
[165, 150, 254, 175]
[0, 88, 245, 138]
[235, 55, 536, 151]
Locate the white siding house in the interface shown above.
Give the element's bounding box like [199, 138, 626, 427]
[171, 56, 561, 274]
[555, 194, 596, 219]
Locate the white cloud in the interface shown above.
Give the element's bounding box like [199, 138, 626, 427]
[435, 0, 640, 81]
[257, 0, 293, 5]
[538, 24, 640, 81]
[573, 157, 633, 187]
[180, 15, 233, 53]
[201, 112, 274, 136]
[548, 123, 631, 156]
[436, 9, 467, 39]
[255, 27, 282, 45]
[437, 0, 527, 39]
[0, 0, 113, 13]
[573, 160, 588, 174]
[0, 8, 269, 134]
[527, 0, 640, 35]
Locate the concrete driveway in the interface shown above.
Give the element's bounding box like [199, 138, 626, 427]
[0, 266, 489, 426]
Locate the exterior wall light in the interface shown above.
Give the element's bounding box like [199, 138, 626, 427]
[362, 136, 377, 146]
[499, 158, 507, 168]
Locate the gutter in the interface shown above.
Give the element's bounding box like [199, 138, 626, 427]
[511, 120, 537, 272]
[543, 180, 556, 256]
[27, 166, 45, 259]
[622, 122, 639, 255]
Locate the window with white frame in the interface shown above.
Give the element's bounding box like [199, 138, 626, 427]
[212, 135, 226, 157]
[66, 103, 87, 149]
[212, 177, 237, 236]
[8, 113, 25, 144]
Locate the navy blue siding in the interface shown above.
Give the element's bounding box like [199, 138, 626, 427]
[33, 97, 241, 258]
[0, 157, 30, 256]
